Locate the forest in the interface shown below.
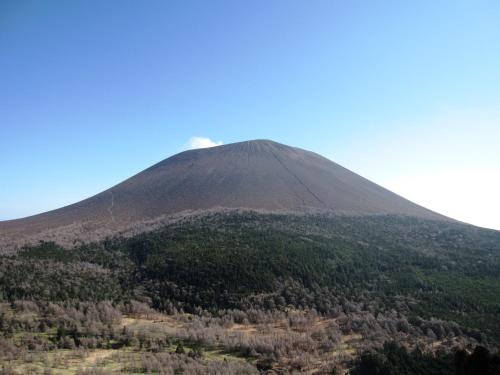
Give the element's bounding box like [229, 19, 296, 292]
[1, 212, 500, 373]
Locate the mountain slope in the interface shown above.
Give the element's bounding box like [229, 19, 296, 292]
[0, 140, 447, 242]
[2, 142, 500, 374]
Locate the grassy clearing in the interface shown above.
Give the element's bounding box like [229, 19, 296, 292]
[1, 313, 258, 374]
[0, 308, 486, 374]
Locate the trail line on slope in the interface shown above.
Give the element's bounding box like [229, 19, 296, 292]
[108, 191, 116, 223]
[270, 150, 328, 208]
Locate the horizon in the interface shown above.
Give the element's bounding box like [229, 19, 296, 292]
[1, 1, 499, 230]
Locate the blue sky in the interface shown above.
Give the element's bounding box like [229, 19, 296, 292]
[1, 1, 499, 229]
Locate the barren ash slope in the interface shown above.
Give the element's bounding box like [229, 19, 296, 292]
[0, 139, 447, 245]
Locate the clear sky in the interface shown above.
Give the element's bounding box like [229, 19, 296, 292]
[1, 1, 499, 230]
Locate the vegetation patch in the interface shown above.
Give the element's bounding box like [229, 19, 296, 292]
[1, 213, 500, 373]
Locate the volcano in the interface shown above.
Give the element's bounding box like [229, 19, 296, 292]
[0, 140, 447, 244]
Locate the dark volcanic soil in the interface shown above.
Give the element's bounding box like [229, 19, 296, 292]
[0, 140, 446, 244]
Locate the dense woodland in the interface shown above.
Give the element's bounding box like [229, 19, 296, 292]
[1, 212, 500, 373]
